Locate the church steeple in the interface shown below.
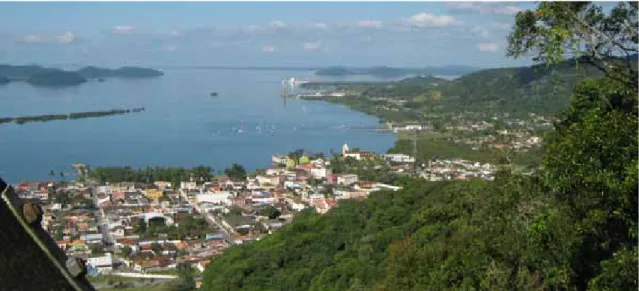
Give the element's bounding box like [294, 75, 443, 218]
[342, 143, 349, 155]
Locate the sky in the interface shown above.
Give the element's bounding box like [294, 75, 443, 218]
[0, 2, 541, 68]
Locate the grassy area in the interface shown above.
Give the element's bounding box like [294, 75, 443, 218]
[389, 135, 499, 164]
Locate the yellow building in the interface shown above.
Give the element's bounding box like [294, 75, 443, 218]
[145, 189, 164, 200]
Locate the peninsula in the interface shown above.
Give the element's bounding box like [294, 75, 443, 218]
[315, 65, 478, 78]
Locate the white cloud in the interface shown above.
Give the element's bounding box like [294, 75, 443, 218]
[477, 42, 499, 52]
[409, 13, 458, 27]
[448, 3, 522, 16]
[261, 45, 277, 52]
[16, 32, 78, 44]
[112, 25, 136, 34]
[303, 41, 323, 51]
[472, 26, 490, 38]
[356, 20, 383, 28]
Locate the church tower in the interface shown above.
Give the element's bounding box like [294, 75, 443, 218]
[342, 143, 349, 155]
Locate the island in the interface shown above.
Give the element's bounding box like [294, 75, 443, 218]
[0, 107, 145, 125]
[77, 66, 164, 79]
[26, 71, 87, 87]
[0, 64, 163, 87]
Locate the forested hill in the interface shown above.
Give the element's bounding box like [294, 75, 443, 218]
[414, 55, 636, 114]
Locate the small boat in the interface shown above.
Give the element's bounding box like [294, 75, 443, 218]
[210, 92, 218, 97]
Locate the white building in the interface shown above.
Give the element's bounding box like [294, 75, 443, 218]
[382, 154, 415, 163]
[310, 167, 330, 179]
[181, 181, 197, 190]
[86, 253, 113, 274]
[337, 174, 358, 186]
[197, 192, 232, 205]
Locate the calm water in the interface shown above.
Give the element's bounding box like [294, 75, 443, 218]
[0, 69, 396, 183]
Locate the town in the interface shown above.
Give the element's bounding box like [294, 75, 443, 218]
[14, 142, 499, 288]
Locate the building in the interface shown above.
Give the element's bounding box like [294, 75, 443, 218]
[382, 154, 416, 163]
[181, 182, 197, 190]
[145, 189, 164, 200]
[86, 253, 113, 274]
[271, 155, 288, 165]
[153, 181, 172, 190]
[196, 192, 232, 205]
[310, 167, 330, 179]
[256, 175, 281, 186]
[337, 174, 358, 186]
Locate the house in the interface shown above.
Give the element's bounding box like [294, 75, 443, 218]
[221, 215, 254, 233]
[81, 233, 103, 245]
[382, 154, 415, 163]
[86, 253, 113, 274]
[181, 181, 198, 190]
[196, 260, 211, 273]
[271, 155, 288, 165]
[153, 181, 172, 190]
[256, 175, 281, 186]
[145, 189, 164, 200]
[197, 192, 232, 205]
[34, 190, 49, 201]
[310, 167, 330, 179]
[337, 174, 358, 186]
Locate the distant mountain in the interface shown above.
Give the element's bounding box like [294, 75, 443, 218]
[77, 66, 164, 78]
[315, 65, 479, 78]
[315, 66, 354, 76]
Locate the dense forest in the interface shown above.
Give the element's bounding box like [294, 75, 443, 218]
[88, 166, 215, 186]
[202, 2, 638, 290]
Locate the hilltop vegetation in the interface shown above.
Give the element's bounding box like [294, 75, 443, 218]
[203, 2, 638, 290]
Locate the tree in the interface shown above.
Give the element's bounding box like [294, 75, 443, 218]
[288, 149, 305, 161]
[175, 263, 195, 291]
[257, 205, 281, 219]
[151, 242, 163, 256]
[49, 170, 55, 177]
[226, 206, 243, 216]
[134, 219, 147, 235]
[121, 245, 132, 257]
[508, 2, 638, 289]
[224, 163, 247, 181]
[507, 2, 638, 88]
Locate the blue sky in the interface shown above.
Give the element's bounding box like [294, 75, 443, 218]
[0, 2, 540, 68]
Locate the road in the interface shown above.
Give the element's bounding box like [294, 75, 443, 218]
[88, 180, 116, 253]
